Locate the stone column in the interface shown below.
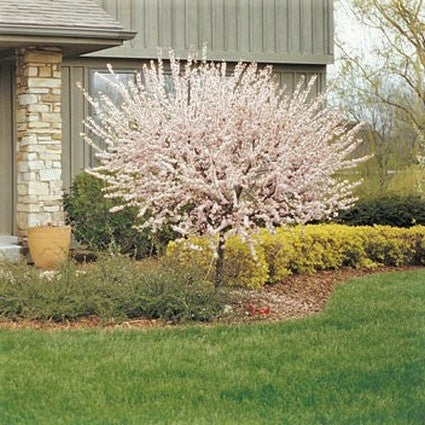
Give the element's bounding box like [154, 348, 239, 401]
[15, 47, 64, 240]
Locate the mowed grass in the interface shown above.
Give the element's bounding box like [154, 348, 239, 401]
[0, 270, 424, 425]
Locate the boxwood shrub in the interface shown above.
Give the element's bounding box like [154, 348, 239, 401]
[63, 172, 176, 258]
[338, 194, 425, 227]
[167, 224, 425, 289]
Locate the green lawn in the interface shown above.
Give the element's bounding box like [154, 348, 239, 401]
[0, 270, 424, 425]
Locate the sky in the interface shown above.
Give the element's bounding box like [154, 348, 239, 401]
[329, 1, 378, 78]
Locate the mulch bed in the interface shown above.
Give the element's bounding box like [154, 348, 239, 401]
[224, 266, 420, 324]
[0, 266, 420, 331]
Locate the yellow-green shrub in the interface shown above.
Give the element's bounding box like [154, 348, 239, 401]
[362, 226, 420, 266]
[261, 225, 373, 283]
[166, 225, 425, 289]
[166, 235, 269, 290]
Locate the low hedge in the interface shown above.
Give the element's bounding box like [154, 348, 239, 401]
[338, 194, 425, 227]
[0, 256, 225, 323]
[167, 224, 425, 289]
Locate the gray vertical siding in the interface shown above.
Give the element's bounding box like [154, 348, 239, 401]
[61, 58, 326, 189]
[91, 0, 334, 64]
[61, 63, 91, 190]
[0, 61, 14, 234]
[276, 64, 326, 96]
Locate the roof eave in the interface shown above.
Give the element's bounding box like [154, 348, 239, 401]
[0, 25, 136, 41]
[0, 26, 137, 58]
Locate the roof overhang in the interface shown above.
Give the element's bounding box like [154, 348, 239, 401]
[0, 25, 136, 58]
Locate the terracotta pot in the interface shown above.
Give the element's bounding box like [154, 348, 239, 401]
[27, 226, 71, 269]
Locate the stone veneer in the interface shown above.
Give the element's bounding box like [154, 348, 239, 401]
[15, 47, 64, 239]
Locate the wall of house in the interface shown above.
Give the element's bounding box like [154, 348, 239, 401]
[0, 60, 15, 235]
[91, 0, 334, 65]
[61, 57, 326, 190]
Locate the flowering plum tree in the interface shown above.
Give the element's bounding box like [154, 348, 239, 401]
[84, 51, 366, 286]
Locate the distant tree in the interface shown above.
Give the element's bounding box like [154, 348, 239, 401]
[333, 0, 425, 194]
[341, 0, 425, 133]
[83, 52, 366, 286]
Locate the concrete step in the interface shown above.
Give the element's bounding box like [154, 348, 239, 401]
[0, 245, 24, 263]
[0, 235, 24, 263]
[0, 235, 19, 245]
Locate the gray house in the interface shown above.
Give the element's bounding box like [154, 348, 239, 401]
[0, 0, 334, 254]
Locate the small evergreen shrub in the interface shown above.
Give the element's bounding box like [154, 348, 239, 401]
[166, 224, 425, 288]
[338, 194, 425, 227]
[63, 172, 176, 257]
[0, 256, 225, 323]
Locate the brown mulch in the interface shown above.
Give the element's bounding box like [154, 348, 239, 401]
[0, 266, 420, 331]
[0, 317, 168, 331]
[224, 266, 421, 324]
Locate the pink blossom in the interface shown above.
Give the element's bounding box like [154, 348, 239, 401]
[83, 51, 367, 245]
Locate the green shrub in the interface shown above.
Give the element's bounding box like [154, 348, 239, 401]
[63, 172, 176, 257]
[166, 224, 425, 288]
[0, 256, 225, 323]
[338, 194, 425, 227]
[140, 260, 225, 322]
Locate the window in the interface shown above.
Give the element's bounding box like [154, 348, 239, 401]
[91, 69, 175, 105]
[89, 70, 137, 158]
[89, 69, 176, 157]
[91, 70, 136, 107]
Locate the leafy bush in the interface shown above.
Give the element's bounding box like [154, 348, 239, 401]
[0, 256, 225, 323]
[167, 235, 269, 290]
[338, 194, 425, 227]
[262, 225, 425, 283]
[166, 224, 425, 288]
[63, 172, 176, 257]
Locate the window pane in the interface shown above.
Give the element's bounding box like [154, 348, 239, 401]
[89, 70, 174, 164]
[92, 71, 135, 106]
[90, 71, 136, 161]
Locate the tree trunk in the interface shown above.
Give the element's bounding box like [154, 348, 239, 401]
[214, 233, 225, 287]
